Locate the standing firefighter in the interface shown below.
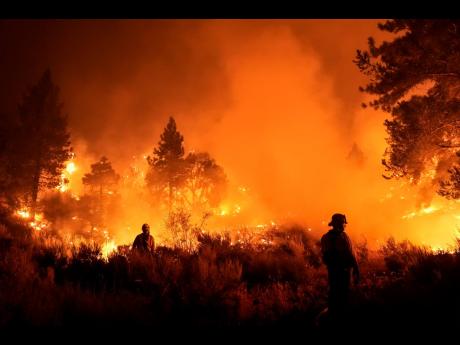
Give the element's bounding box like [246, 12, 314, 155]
[321, 213, 360, 320]
[133, 223, 155, 257]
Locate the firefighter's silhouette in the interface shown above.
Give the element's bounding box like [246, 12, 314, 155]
[131, 224, 155, 291]
[132, 223, 155, 256]
[320, 213, 360, 320]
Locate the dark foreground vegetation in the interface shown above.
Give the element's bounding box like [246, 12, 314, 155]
[1, 214, 459, 339]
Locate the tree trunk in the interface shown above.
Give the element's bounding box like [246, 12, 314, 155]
[30, 157, 42, 218]
[168, 181, 172, 212]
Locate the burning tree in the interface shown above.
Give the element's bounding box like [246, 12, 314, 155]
[183, 151, 227, 212]
[355, 20, 460, 198]
[81, 156, 120, 235]
[1, 69, 72, 215]
[439, 152, 460, 199]
[146, 117, 227, 214]
[82, 156, 120, 198]
[146, 117, 187, 210]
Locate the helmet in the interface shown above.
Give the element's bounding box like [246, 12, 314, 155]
[328, 213, 347, 227]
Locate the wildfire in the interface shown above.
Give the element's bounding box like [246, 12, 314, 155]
[402, 205, 440, 219]
[66, 161, 76, 174]
[255, 220, 277, 228]
[430, 245, 455, 254]
[57, 179, 68, 192]
[238, 186, 248, 193]
[30, 219, 48, 231]
[15, 208, 49, 231]
[10, 146, 460, 257]
[217, 204, 242, 217]
[101, 240, 117, 259]
[16, 209, 30, 219]
[219, 206, 229, 216]
[57, 160, 77, 192]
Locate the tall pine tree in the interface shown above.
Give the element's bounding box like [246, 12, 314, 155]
[146, 117, 186, 210]
[82, 156, 120, 233]
[14, 69, 72, 215]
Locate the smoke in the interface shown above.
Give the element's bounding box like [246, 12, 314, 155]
[2, 20, 460, 248]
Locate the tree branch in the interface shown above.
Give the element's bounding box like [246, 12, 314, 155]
[426, 73, 460, 78]
[437, 142, 460, 148]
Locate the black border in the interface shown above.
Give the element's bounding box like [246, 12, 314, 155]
[0, 1, 457, 19]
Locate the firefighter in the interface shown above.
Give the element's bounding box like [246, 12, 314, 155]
[320, 213, 360, 319]
[132, 223, 155, 256]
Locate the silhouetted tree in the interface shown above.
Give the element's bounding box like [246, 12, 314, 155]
[8, 69, 72, 215]
[182, 151, 227, 211]
[146, 117, 187, 210]
[82, 156, 120, 198]
[439, 152, 460, 199]
[82, 156, 120, 237]
[146, 117, 228, 213]
[355, 20, 460, 198]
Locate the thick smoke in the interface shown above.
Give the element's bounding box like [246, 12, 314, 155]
[2, 20, 459, 248]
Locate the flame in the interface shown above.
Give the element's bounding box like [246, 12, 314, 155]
[421, 206, 439, 215]
[57, 179, 68, 192]
[15, 208, 49, 231]
[57, 160, 77, 193]
[16, 209, 30, 219]
[430, 245, 455, 254]
[101, 240, 117, 259]
[29, 219, 48, 231]
[66, 161, 76, 174]
[238, 186, 248, 193]
[255, 221, 277, 229]
[402, 205, 440, 219]
[217, 203, 243, 217]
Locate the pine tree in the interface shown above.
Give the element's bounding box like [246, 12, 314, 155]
[183, 151, 227, 211]
[14, 69, 72, 215]
[82, 156, 120, 198]
[355, 20, 460, 198]
[146, 117, 186, 210]
[82, 156, 120, 236]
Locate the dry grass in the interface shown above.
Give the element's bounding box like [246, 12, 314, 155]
[0, 217, 459, 336]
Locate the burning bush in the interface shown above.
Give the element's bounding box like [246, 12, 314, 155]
[379, 237, 430, 274]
